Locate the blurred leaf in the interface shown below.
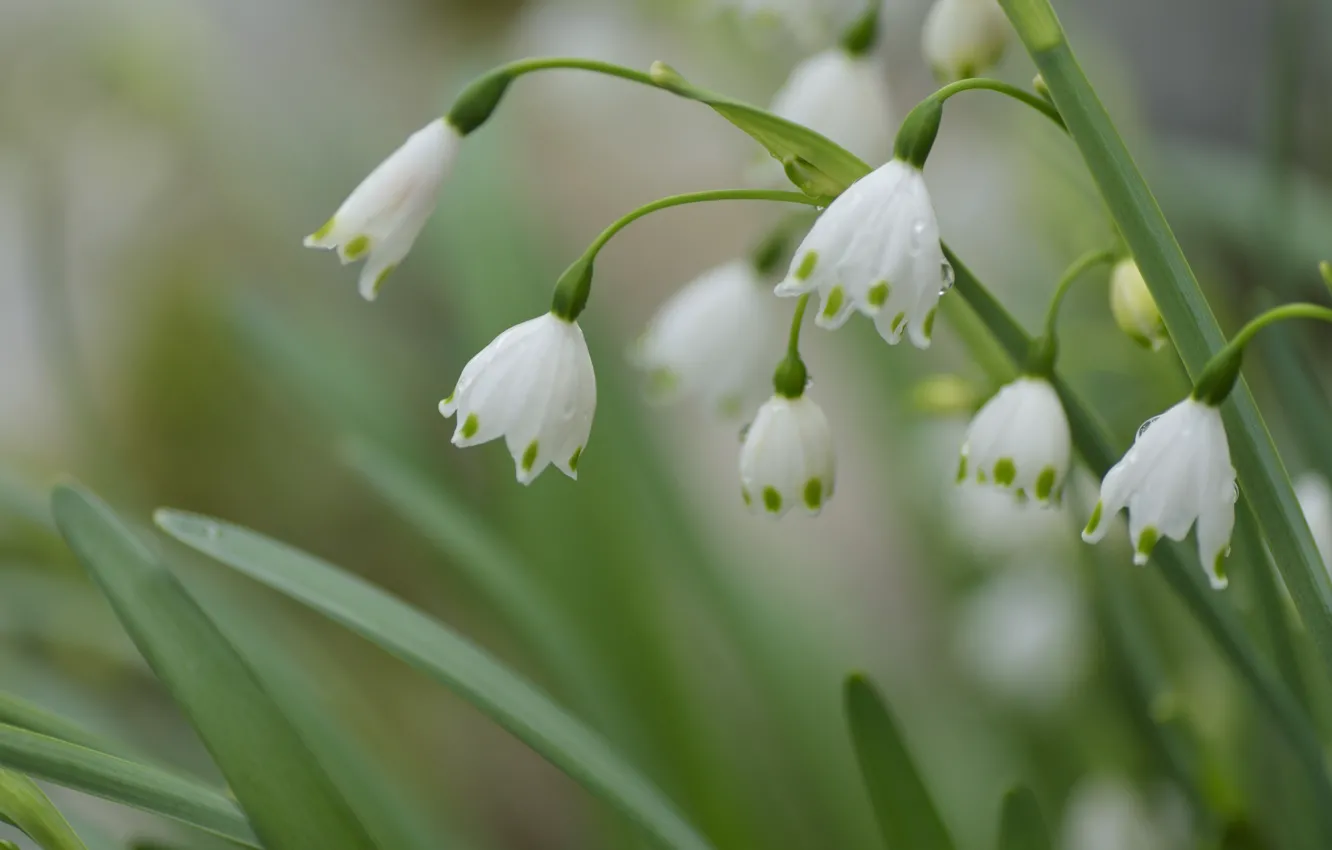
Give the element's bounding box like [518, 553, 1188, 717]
[0, 769, 88, 850]
[154, 510, 716, 850]
[997, 787, 1051, 850]
[0, 692, 137, 763]
[50, 484, 377, 850]
[0, 722, 253, 846]
[0, 471, 52, 530]
[843, 674, 955, 850]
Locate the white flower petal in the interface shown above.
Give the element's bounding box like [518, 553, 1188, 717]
[739, 395, 835, 517]
[960, 377, 1071, 504]
[767, 49, 894, 170]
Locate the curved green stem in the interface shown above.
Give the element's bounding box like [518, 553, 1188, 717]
[773, 295, 811, 399]
[1194, 303, 1332, 403]
[491, 56, 659, 88]
[550, 190, 822, 321]
[1043, 248, 1118, 336]
[787, 294, 810, 358]
[930, 77, 1067, 130]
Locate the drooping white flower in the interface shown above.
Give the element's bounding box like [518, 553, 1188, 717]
[776, 159, 951, 349]
[305, 119, 460, 301]
[739, 394, 835, 517]
[439, 313, 595, 485]
[1109, 259, 1168, 351]
[767, 49, 894, 167]
[1296, 474, 1332, 567]
[1083, 397, 1238, 588]
[713, 0, 863, 46]
[1061, 777, 1191, 850]
[959, 377, 1072, 504]
[922, 0, 1010, 82]
[633, 260, 785, 416]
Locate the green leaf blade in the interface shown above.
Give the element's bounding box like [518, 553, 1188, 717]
[997, 787, 1051, 850]
[51, 484, 377, 850]
[153, 510, 715, 850]
[0, 769, 88, 850]
[843, 674, 955, 850]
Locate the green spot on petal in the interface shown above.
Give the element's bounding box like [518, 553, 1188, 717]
[310, 217, 336, 241]
[795, 251, 818, 281]
[647, 368, 679, 399]
[1084, 501, 1104, 536]
[1213, 551, 1228, 586]
[923, 308, 937, 339]
[1035, 466, 1057, 501]
[373, 263, 396, 294]
[891, 312, 907, 333]
[569, 446, 582, 472]
[803, 478, 823, 510]
[762, 486, 782, 513]
[821, 285, 845, 319]
[868, 281, 890, 308]
[442, 390, 456, 406]
[521, 440, 539, 472]
[461, 413, 479, 439]
[344, 235, 371, 260]
[1014, 488, 1029, 503]
[741, 487, 752, 507]
[993, 458, 1016, 487]
[1137, 527, 1159, 561]
[956, 455, 968, 483]
[977, 468, 988, 484]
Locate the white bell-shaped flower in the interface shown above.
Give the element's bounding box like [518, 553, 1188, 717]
[739, 394, 836, 517]
[439, 313, 596, 485]
[922, 0, 1010, 82]
[633, 260, 785, 416]
[959, 377, 1072, 504]
[305, 119, 460, 301]
[1083, 397, 1238, 588]
[1296, 474, 1332, 568]
[1109, 259, 1168, 351]
[768, 49, 894, 167]
[776, 159, 950, 349]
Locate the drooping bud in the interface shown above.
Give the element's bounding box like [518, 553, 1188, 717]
[922, 0, 1010, 82]
[1109, 258, 1168, 351]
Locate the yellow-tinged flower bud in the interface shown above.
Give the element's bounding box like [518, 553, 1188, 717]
[1109, 259, 1167, 351]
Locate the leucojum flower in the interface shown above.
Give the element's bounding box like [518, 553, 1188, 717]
[633, 258, 785, 416]
[776, 153, 950, 348]
[440, 312, 596, 484]
[959, 377, 1072, 504]
[1083, 397, 1237, 588]
[305, 119, 461, 300]
[921, 0, 1010, 82]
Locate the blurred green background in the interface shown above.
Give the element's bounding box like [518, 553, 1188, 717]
[1, 0, 1330, 847]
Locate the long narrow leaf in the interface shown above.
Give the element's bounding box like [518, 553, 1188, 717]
[51, 484, 377, 850]
[0, 723, 253, 846]
[0, 693, 135, 763]
[154, 510, 715, 850]
[0, 769, 88, 850]
[843, 674, 955, 850]
[997, 787, 1052, 850]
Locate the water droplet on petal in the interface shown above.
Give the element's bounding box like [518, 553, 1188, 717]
[1225, 481, 1239, 503]
[1136, 415, 1161, 441]
[938, 259, 955, 296]
[908, 219, 927, 256]
[738, 422, 752, 443]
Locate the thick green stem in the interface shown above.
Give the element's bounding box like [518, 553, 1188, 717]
[929, 77, 1066, 130]
[999, 0, 1332, 701]
[549, 190, 820, 321]
[1043, 248, 1118, 337]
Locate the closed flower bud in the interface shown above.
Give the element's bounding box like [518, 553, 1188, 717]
[1083, 397, 1238, 589]
[440, 313, 596, 485]
[1110, 258, 1168, 351]
[739, 394, 835, 517]
[922, 0, 1010, 82]
[305, 119, 460, 300]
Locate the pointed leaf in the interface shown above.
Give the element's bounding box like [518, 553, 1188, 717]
[50, 484, 376, 850]
[998, 787, 1051, 850]
[843, 674, 955, 850]
[154, 510, 715, 850]
[0, 769, 88, 850]
[0, 722, 254, 846]
[0, 693, 135, 763]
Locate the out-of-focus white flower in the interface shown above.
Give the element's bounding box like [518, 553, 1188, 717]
[305, 119, 459, 300]
[956, 567, 1088, 711]
[1296, 473, 1332, 567]
[439, 313, 595, 485]
[1061, 777, 1189, 850]
[959, 377, 1071, 504]
[767, 48, 894, 167]
[1109, 258, 1168, 351]
[922, 0, 1010, 82]
[633, 260, 785, 416]
[739, 394, 835, 517]
[776, 159, 951, 349]
[1083, 397, 1237, 589]
[714, 0, 863, 46]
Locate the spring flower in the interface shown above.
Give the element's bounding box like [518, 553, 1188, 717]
[958, 377, 1071, 504]
[1296, 474, 1332, 567]
[776, 159, 950, 349]
[1082, 397, 1237, 589]
[304, 119, 460, 301]
[633, 260, 785, 416]
[767, 48, 894, 167]
[739, 394, 835, 517]
[714, 0, 862, 45]
[439, 313, 595, 485]
[1110, 258, 1168, 351]
[922, 0, 1010, 82]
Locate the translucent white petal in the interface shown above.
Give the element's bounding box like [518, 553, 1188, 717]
[768, 50, 894, 166]
[739, 395, 834, 517]
[922, 0, 1010, 82]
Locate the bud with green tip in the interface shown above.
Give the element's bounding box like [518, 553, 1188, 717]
[1109, 258, 1168, 351]
[922, 0, 1010, 82]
